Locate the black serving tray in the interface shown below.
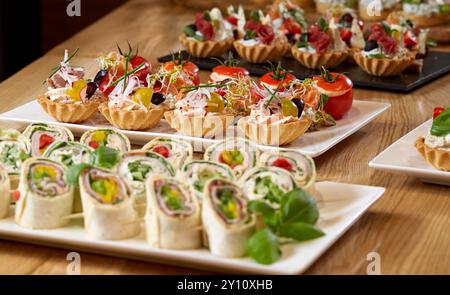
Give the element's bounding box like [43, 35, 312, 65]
[158, 50, 450, 93]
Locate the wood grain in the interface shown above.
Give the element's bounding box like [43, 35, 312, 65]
[0, 0, 449, 274]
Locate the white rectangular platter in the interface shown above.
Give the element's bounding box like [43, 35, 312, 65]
[369, 119, 450, 186]
[0, 99, 390, 157]
[0, 181, 385, 275]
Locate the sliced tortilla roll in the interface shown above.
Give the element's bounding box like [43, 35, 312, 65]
[142, 137, 193, 170]
[0, 164, 11, 219]
[179, 160, 235, 201]
[79, 167, 140, 240]
[202, 179, 255, 257]
[80, 128, 130, 152]
[145, 176, 201, 250]
[239, 166, 297, 204]
[23, 123, 74, 157]
[204, 138, 259, 178]
[259, 150, 316, 192]
[15, 158, 73, 229]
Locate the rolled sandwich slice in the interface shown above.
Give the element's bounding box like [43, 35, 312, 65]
[142, 137, 193, 170]
[23, 123, 74, 157]
[259, 150, 316, 192]
[117, 151, 176, 209]
[0, 164, 11, 219]
[179, 160, 235, 201]
[80, 128, 130, 152]
[239, 167, 297, 205]
[145, 176, 201, 250]
[204, 138, 259, 178]
[15, 158, 73, 229]
[79, 167, 140, 240]
[202, 179, 255, 258]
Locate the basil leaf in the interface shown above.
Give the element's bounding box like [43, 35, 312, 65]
[318, 17, 327, 32]
[381, 22, 391, 35]
[183, 26, 196, 37]
[278, 222, 325, 241]
[431, 108, 450, 136]
[94, 146, 120, 169]
[67, 163, 92, 186]
[368, 53, 386, 59]
[248, 200, 278, 228]
[246, 228, 281, 265]
[250, 10, 260, 22]
[426, 38, 437, 47]
[280, 188, 319, 225]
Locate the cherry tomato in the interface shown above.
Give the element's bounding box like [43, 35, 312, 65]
[340, 29, 352, 43]
[226, 16, 238, 26]
[152, 145, 170, 158]
[88, 141, 99, 149]
[433, 107, 445, 119]
[12, 190, 20, 201]
[39, 134, 55, 150]
[282, 18, 302, 35]
[260, 71, 296, 90]
[130, 56, 151, 82]
[404, 31, 418, 47]
[271, 158, 293, 171]
[211, 65, 249, 80]
[163, 61, 200, 85]
[314, 73, 353, 96]
[99, 76, 115, 96]
[323, 90, 353, 120]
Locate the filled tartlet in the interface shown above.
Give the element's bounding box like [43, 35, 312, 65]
[291, 18, 349, 69]
[164, 87, 234, 138]
[359, 0, 402, 21]
[233, 10, 288, 63]
[401, 0, 450, 27]
[180, 8, 234, 57]
[353, 22, 416, 76]
[415, 107, 450, 171]
[225, 5, 246, 38]
[38, 49, 106, 123]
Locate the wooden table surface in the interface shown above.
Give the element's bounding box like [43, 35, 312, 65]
[0, 0, 449, 275]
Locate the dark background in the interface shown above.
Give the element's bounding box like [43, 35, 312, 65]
[0, 0, 126, 82]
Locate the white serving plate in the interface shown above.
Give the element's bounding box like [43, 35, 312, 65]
[369, 119, 450, 186]
[0, 181, 384, 275]
[0, 99, 390, 157]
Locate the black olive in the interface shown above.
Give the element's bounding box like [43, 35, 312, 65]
[85, 82, 98, 99]
[151, 92, 166, 105]
[340, 13, 353, 27]
[233, 29, 239, 40]
[186, 24, 197, 31]
[286, 33, 297, 44]
[291, 98, 304, 118]
[94, 69, 107, 86]
[364, 40, 378, 52]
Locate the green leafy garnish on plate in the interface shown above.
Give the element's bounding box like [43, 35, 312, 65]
[431, 108, 450, 137]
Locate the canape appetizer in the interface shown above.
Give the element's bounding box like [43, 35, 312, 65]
[415, 107, 450, 171]
[142, 137, 193, 170]
[145, 176, 202, 250]
[179, 160, 235, 200]
[401, 0, 450, 27]
[0, 128, 31, 190]
[23, 123, 74, 157]
[0, 164, 11, 219]
[325, 8, 365, 52]
[15, 158, 73, 229]
[180, 8, 234, 57]
[233, 10, 288, 63]
[225, 5, 246, 38]
[239, 167, 297, 204]
[79, 167, 140, 240]
[208, 53, 250, 84]
[164, 87, 234, 138]
[353, 22, 416, 76]
[259, 63, 296, 91]
[202, 178, 255, 257]
[291, 18, 349, 69]
[359, 0, 402, 21]
[117, 151, 176, 209]
[80, 129, 130, 152]
[314, 0, 357, 14]
[38, 49, 106, 123]
[204, 138, 259, 177]
[259, 149, 316, 191]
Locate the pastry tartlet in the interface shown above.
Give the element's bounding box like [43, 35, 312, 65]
[39, 49, 106, 123]
[180, 8, 234, 57]
[415, 107, 450, 172]
[401, 0, 450, 27]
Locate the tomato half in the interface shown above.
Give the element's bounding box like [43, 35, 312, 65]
[323, 90, 353, 120]
[260, 71, 296, 90]
[211, 65, 249, 78]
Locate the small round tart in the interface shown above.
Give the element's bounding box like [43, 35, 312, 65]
[38, 95, 102, 123]
[415, 137, 450, 172]
[179, 35, 234, 58]
[353, 49, 416, 77]
[233, 39, 288, 63]
[291, 47, 349, 69]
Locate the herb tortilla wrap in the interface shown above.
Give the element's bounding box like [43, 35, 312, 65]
[14, 158, 73, 229]
[80, 128, 130, 152]
[142, 137, 193, 170]
[23, 123, 74, 157]
[145, 176, 201, 250]
[202, 178, 255, 258]
[79, 167, 140, 240]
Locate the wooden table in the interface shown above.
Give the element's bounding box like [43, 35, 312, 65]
[0, 0, 449, 275]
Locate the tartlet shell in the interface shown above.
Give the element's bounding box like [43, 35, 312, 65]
[415, 137, 450, 172]
[98, 103, 165, 131]
[237, 117, 312, 146]
[233, 40, 288, 63]
[38, 95, 100, 123]
[179, 35, 233, 58]
[164, 110, 234, 138]
[353, 50, 416, 77]
[291, 47, 349, 69]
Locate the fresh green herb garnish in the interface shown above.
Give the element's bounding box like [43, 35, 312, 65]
[426, 38, 437, 47]
[318, 17, 328, 32]
[44, 48, 79, 84]
[254, 176, 285, 204]
[368, 53, 386, 59]
[431, 108, 450, 136]
[94, 146, 120, 169]
[250, 10, 260, 22]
